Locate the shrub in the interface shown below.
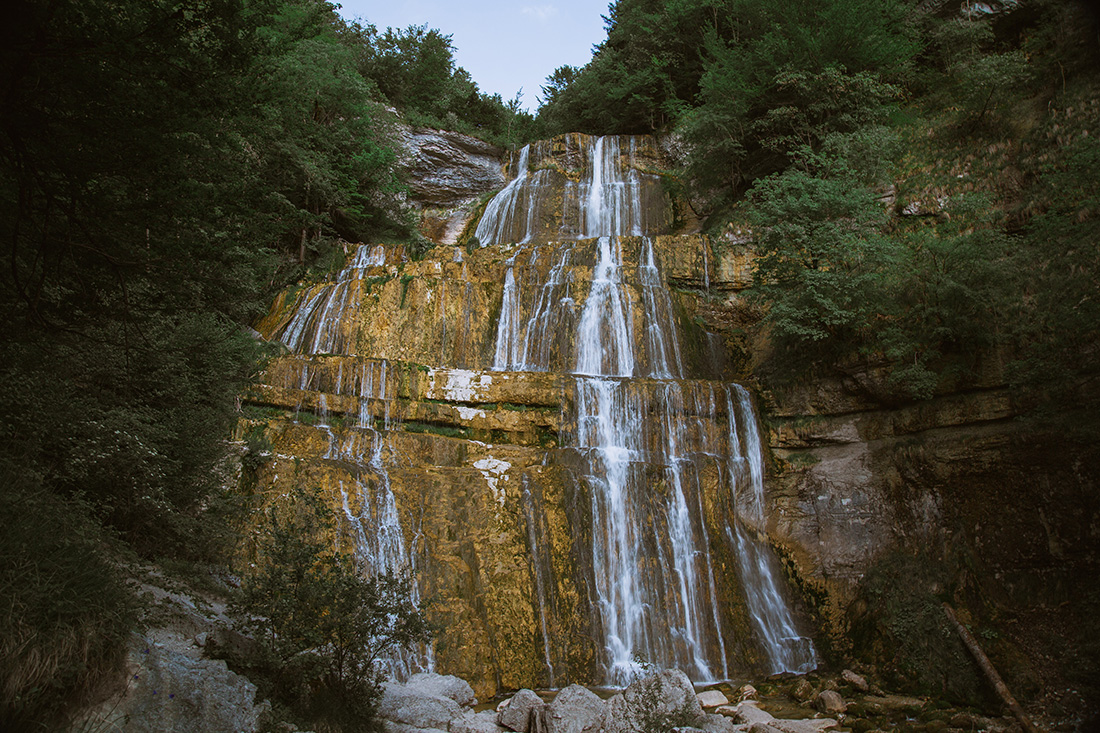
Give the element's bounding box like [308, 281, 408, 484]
[232, 487, 430, 732]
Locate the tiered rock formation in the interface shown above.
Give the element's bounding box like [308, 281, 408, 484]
[241, 134, 814, 697]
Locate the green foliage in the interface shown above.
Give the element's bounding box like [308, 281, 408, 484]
[0, 482, 137, 731]
[233, 487, 430, 732]
[344, 21, 542, 149]
[1008, 132, 1100, 416]
[749, 128, 1014, 399]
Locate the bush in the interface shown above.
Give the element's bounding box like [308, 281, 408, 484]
[231, 487, 430, 732]
[0, 477, 137, 731]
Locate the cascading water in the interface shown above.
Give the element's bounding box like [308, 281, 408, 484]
[480, 134, 816, 684]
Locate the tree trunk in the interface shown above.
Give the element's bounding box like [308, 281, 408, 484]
[942, 603, 1039, 733]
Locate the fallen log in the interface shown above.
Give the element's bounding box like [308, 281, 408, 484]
[942, 603, 1039, 733]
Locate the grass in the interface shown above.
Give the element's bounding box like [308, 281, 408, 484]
[0, 481, 138, 731]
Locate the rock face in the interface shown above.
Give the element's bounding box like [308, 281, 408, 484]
[244, 133, 810, 697]
[398, 126, 507, 247]
[242, 129, 1099, 701]
[400, 127, 506, 207]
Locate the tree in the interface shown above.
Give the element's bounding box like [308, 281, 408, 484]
[749, 130, 1014, 400]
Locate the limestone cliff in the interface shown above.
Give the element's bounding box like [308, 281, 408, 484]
[241, 129, 1098, 705]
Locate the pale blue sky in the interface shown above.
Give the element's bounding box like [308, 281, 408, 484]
[335, 1, 609, 111]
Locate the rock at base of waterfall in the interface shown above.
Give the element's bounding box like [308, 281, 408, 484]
[378, 681, 464, 730]
[840, 669, 869, 693]
[406, 671, 477, 707]
[547, 684, 606, 733]
[790, 677, 815, 703]
[770, 719, 839, 733]
[452, 710, 508, 733]
[697, 689, 730, 708]
[747, 725, 783, 733]
[738, 684, 759, 701]
[499, 689, 547, 732]
[702, 712, 738, 733]
[732, 701, 774, 727]
[381, 717, 454, 733]
[814, 690, 847, 715]
[604, 670, 708, 733]
[729, 702, 838, 733]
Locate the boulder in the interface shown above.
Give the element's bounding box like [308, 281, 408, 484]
[738, 684, 759, 701]
[732, 701, 776, 727]
[379, 681, 464, 730]
[604, 670, 707, 733]
[453, 710, 509, 733]
[499, 689, 547, 733]
[790, 678, 815, 703]
[76, 634, 264, 733]
[770, 719, 839, 733]
[697, 689, 730, 708]
[814, 690, 847, 716]
[406, 672, 478, 707]
[381, 718, 453, 732]
[841, 670, 869, 693]
[546, 684, 606, 733]
[702, 712, 738, 733]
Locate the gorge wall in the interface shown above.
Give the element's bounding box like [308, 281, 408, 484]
[240, 130, 1099, 702]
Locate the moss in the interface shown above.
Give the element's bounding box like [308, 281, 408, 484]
[403, 421, 468, 439]
[784, 451, 821, 468]
[361, 275, 393, 294]
[457, 190, 497, 249]
[399, 274, 415, 308]
[242, 404, 288, 421]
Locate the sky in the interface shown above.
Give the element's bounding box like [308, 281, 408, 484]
[334, 1, 609, 111]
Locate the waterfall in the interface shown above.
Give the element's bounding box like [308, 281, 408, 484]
[482, 134, 816, 683]
[277, 243, 385, 354]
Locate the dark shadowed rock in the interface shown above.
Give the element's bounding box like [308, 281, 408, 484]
[77, 633, 264, 733]
[841, 669, 869, 692]
[814, 690, 847, 715]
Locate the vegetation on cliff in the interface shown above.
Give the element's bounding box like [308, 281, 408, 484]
[0, 0, 454, 728]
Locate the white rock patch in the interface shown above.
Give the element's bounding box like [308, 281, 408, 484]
[474, 457, 511, 505]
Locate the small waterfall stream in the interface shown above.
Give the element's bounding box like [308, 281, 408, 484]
[480, 134, 816, 684]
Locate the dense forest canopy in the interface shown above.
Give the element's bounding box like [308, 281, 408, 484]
[1, 0, 1098, 729]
